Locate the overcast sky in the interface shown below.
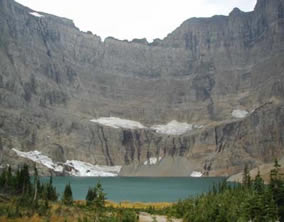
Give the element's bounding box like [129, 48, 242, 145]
[16, 0, 257, 42]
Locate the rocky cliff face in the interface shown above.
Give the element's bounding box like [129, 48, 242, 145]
[0, 0, 284, 176]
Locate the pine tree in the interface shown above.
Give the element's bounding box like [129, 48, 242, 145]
[7, 165, 13, 187]
[47, 176, 57, 201]
[20, 164, 31, 195]
[94, 181, 106, 210]
[62, 183, 73, 205]
[90, 181, 107, 221]
[269, 159, 284, 221]
[253, 170, 265, 194]
[0, 168, 5, 187]
[242, 164, 251, 188]
[86, 187, 95, 206]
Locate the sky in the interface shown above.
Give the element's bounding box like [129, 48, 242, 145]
[15, 0, 257, 42]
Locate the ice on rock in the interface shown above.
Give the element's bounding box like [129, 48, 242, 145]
[151, 120, 193, 135]
[90, 117, 145, 129]
[29, 12, 44, 18]
[12, 148, 121, 177]
[190, 171, 203, 177]
[232, 109, 249, 118]
[12, 148, 63, 172]
[65, 160, 121, 177]
[91, 117, 202, 135]
[144, 157, 162, 165]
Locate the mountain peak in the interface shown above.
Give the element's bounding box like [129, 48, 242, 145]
[229, 7, 243, 16]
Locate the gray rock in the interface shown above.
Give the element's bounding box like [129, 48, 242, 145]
[0, 0, 284, 176]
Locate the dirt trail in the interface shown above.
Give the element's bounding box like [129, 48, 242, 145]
[139, 212, 182, 222]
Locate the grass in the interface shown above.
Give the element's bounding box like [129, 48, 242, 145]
[0, 199, 173, 222]
[105, 200, 173, 209]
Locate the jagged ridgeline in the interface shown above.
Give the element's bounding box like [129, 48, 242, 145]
[0, 0, 284, 177]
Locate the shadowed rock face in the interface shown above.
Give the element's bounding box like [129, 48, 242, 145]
[0, 0, 284, 176]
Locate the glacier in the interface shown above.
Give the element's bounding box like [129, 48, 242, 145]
[190, 171, 203, 177]
[151, 120, 193, 135]
[143, 157, 162, 165]
[232, 109, 249, 118]
[90, 117, 203, 136]
[12, 148, 121, 177]
[90, 117, 145, 129]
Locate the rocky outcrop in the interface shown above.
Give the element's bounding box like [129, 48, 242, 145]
[0, 0, 284, 176]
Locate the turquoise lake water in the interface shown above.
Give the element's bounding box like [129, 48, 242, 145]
[41, 177, 227, 202]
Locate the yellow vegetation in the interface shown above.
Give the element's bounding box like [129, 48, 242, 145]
[105, 200, 173, 209]
[0, 200, 173, 222]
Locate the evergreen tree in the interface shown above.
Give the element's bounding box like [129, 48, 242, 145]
[253, 170, 265, 194]
[86, 187, 95, 206]
[269, 159, 284, 221]
[242, 164, 251, 188]
[62, 183, 73, 205]
[6, 165, 13, 187]
[46, 176, 57, 201]
[0, 167, 7, 188]
[94, 181, 106, 210]
[19, 164, 31, 195]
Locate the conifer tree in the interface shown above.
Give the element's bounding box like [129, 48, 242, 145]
[253, 170, 265, 194]
[62, 183, 73, 205]
[269, 159, 284, 220]
[242, 164, 251, 188]
[20, 164, 31, 195]
[86, 187, 95, 206]
[46, 176, 57, 201]
[94, 181, 106, 210]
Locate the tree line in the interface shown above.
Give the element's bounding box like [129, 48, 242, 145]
[0, 164, 138, 222]
[166, 160, 284, 222]
[0, 164, 57, 210]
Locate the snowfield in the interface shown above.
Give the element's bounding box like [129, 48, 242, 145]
[65, 160, 121, 177]
[12, 148, 121, 177]
[90, 117, 203, 135]
[232, 109, 249, 118]
[151, 120, 193, 135]
[144, 157, 162, 165]
[29, 12, 44, 17]
[190, 171, 203, 177]
[90, 117, 145, 129]
[12, 148, 63, 172]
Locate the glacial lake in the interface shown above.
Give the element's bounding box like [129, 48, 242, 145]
[41, 176, 227, 202]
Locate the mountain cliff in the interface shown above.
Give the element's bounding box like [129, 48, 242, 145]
[0, 0, 284, 176]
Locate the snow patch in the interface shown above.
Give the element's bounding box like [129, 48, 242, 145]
[190, 171, 203, 177]
[90, 117, 203, 135]
[12, 148, 63, 172]
[151, 120, 193, 135]
[12, 148, 121, 177]
[90, 117, 145, 129]
[29, 12, 44, 18]
[232, 109, 249, 118]
[65, 160, 121, 177]
[144, 157, 162, 165]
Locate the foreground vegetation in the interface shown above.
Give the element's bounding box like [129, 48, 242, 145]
[0, 161, 283, 221]
[0, 164, 139, 222]
[166, 160, 284, 222]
